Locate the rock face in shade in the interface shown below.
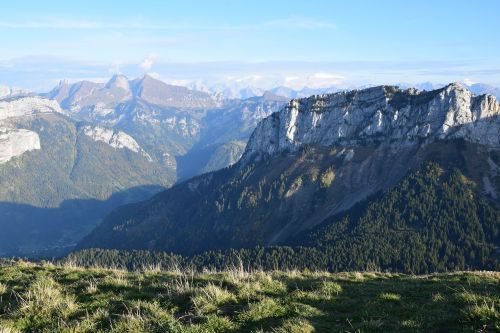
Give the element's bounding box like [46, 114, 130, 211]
[78, 84, 500, 255]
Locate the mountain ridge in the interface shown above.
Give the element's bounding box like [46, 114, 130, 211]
[78, 83, 500, 255]
[243, 83, 500, 164]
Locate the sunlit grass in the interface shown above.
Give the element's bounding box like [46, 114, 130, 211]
[0, 263, 498, 332]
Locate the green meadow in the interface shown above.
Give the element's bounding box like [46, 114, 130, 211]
[0, 261, 498, 332]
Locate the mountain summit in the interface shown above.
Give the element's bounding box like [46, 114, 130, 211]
[130, 74, 217, 109]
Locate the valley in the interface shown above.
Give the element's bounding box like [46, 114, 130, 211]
[0, 76, 286, 256]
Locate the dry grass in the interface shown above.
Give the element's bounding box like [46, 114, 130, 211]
[0, 263, 497, 332]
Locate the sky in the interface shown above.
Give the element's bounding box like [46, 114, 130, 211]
[1, 0, 500, 91]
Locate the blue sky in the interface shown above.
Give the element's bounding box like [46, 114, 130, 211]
[1, 0, 500, 91]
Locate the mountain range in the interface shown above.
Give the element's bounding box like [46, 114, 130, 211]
[183, 80, 500, 100]
[78, 83, 500, 267]
[0, 75, 287, 256]
[1, 76, 499, 264]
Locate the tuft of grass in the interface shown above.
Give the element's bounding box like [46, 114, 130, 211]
[249, 272, 287, 295]
[193, 314, 236, 332]
[0, 327, 21, 333]
[316, 280, 342, 298]
[166, 273, 195, 301]
[459, 289, 499, 329]
[379, 292, 401, 302]
[401, 319, 420, 328]
[110, 270, 130, 286]
[16, 276, 76, 330]
[0, 282, 7, 295]
[289, 302, 323, 318]
[432, 292, 445, 302]
[19, 276, 76, 313]
[86, 278, 99, 294]
[237, 280, 262, 301]
[466, 300, 498, 324]
[237, 297, 287, 322]
[191, 283, 237, 314]
[111, 301, 182, 333]
[273, 318, 315, 333]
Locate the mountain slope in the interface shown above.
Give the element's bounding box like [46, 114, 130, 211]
[0, 96, 173, 256]
[78, 84, 500, 255]
[71, 160, 500, 273]
[291, 162, 500, 272]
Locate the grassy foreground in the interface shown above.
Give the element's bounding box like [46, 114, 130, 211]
[0, 262, 498, 332]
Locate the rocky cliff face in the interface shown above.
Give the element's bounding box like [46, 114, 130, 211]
[0, 128, 40, 164]
[0, 97, 62, 164]
[243, 83, 500, 162]
[0, 96, 64, 120]
[82, 125, 152, 160]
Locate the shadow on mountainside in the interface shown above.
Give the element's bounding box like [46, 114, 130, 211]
[0, 184, 165, 258]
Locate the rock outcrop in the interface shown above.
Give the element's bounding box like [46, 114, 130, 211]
[0, 96, 63, 120]
[0, 127, 40, 164]
[82, 125, 151, 160]
[243, 83, 500, 162]
[0, 96, 64, 163]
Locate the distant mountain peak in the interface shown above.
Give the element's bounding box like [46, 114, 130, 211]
[261, 90, 289, 101]
[130, 74, 217, 108]
[105, 74, 130, 91]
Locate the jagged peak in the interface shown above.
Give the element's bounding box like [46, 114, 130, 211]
[58, 79, 70, 86]
[140, 73, 162, 83]
[260, 90, 288, 101]
[444, 81, 466, 90]
[105, 74, 130, 91]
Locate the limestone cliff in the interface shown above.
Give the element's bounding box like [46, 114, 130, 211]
[243, 83, 500, 162]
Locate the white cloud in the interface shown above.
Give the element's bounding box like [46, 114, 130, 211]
[0, 16, 336, 32]
[147, 72, 161, 79]
[463, 78, 477, 86]
[139, 53, 158, 71]
[109, 60, 123, 74]
[284, 76, 299, 83]
[234, 75, 263, 83]
[306, 72, 344, 88]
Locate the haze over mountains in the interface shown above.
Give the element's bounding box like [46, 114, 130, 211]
[0, 75, 288, 256]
